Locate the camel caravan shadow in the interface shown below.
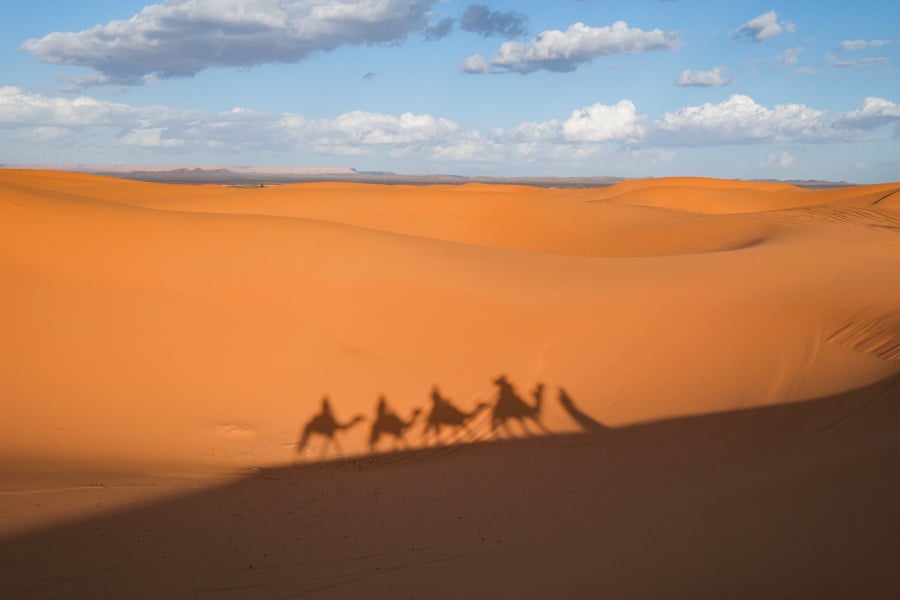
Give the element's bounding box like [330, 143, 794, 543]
[296, 374, 605, 461]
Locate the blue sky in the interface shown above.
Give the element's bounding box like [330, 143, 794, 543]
[1, 0, 898, 181]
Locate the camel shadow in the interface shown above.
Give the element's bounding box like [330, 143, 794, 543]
[422, 386, 490, 446]
[369, 395, 421, 452]
[490, 375, 550, 438]
[558, 387, 609, 432]
[296, 396, 365, 460]
[297, 377, 610, 459]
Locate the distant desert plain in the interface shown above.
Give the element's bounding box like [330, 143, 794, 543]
[1, 168, 899, 597]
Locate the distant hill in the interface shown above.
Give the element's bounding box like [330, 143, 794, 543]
[0, 164, 855, 189]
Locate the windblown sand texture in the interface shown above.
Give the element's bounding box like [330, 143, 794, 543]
[1, 170, 899, 597]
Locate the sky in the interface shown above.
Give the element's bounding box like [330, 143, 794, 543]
[1, 0, 898, 181]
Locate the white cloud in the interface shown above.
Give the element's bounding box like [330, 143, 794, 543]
[761, 151, 795, 169]
[654, 94, 834, 145]
[732, 11, 792, 43]
[839, 40, 868, 52]
[830, 56, 889, 68]
[428, 132, 502, 163]
[840, 97, 900, 129]
[460, 54, 491, 74]
[830, 39, 894, 69]
[18, 126, 71, 143]
[560, 101, 645, 142]
[463, 21, 680, 74]
[839, 39, 893, 52]
[493, 100, 645, 144]
[327, 111, 459, 144]
[499, 119, 562, 143]
[674, 66, 732, 87]
[21, 0, 440, 86]
[654, 95, 900, 146]
[776, 47, 805, 66]
[0, 86, 143, 126]
[0, 86, 459, 153]
[120, 128, 183, 148]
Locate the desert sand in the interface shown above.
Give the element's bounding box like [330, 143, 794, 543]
[1, 170, 898, 597]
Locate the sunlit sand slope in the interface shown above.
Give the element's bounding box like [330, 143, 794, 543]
[1, 170, 899, 469]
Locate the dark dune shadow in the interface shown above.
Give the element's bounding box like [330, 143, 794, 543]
[558, 387, 609, 432]
[2, 374, 899, 599]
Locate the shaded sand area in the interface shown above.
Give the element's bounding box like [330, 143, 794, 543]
[1, 170, 899, 596]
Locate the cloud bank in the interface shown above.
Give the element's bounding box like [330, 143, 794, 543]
[654, 95, 829, 144]
[21, 0, 441, 85]
[462, 21, 680, 74]
[653, 94, 899, 145]
[2, 87, 897, 165]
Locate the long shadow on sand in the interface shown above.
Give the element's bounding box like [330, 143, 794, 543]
[1, 375, 898, 599]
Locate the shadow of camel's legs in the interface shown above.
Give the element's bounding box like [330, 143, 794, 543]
[456, 423, 482, 444]
[424, 426, 443, 447]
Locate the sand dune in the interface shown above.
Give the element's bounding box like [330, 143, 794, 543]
[1, 170, 899, 596]
[588, 176, 900, 214]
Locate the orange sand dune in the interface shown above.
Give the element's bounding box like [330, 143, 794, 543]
[2, 169, 899, 468]
[590, 176, 900, 214]
[1, 170, 899, 596]
[7, 172, 776, 257]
